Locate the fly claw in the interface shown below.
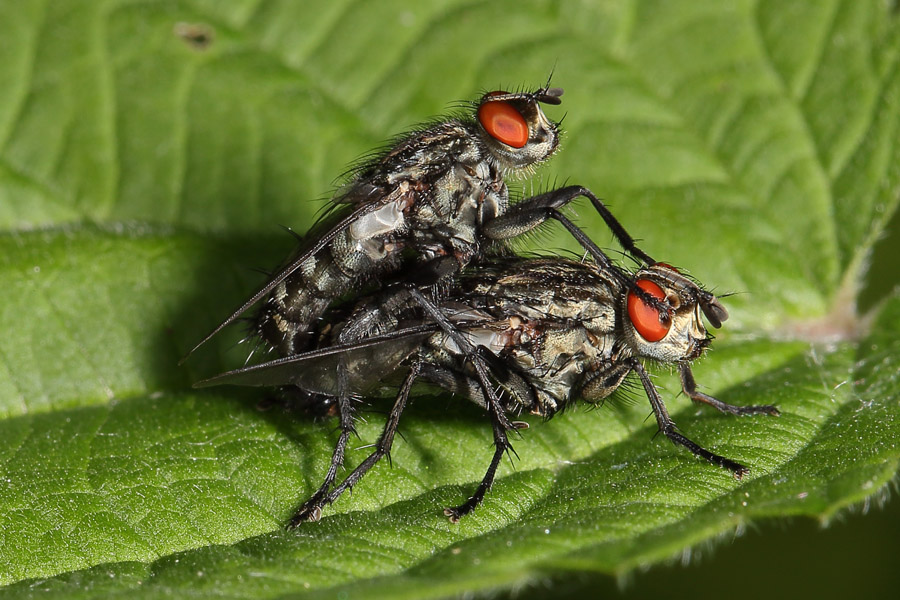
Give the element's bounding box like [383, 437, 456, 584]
[186, 83, 777, 525]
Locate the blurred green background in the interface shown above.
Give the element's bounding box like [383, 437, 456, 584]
[528, 494, 900, 598]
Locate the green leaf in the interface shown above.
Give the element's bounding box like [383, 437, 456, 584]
[1, 1, 899, 598]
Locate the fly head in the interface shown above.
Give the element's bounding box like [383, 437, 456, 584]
[476, 87, 562, 173]
[622, 264, 718, 363]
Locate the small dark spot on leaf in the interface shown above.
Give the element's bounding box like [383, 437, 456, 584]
[173, 22, 215, 50]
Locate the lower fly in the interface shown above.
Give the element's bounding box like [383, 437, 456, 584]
[197, 256, 779, 525]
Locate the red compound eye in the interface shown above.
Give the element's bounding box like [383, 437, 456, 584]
[627, 279, 671, 342]
[478, 91, 528, 148]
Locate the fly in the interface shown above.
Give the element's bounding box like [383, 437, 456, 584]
[182, 81, 663, 361]
[197, 257, 779, 525]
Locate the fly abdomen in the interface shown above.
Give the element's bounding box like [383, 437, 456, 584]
[257, 227, 405, 355]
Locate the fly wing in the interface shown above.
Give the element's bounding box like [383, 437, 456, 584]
[180, 186, 387, 362]
[193, 323, 438, 395]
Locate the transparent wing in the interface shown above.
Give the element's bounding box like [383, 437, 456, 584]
[194, 324, 438, 395]
[181, 186, 387, 362]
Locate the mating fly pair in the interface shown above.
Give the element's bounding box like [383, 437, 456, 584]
[186, 83, 777, 525]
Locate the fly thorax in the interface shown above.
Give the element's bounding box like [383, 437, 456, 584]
[329, 188, 416, 277]
[530, 329, 593, 376]
[515, 328, 589, 413]
[458, 160, 507, 225]
[497, 323, 592, 408]
[535, 362, 584, 408]
[412, 171, 457, 230]
[479, 180, 507, 228]
[348, 200, 404, 243]
[408, 164, 494, 261]
[440, 313, 533, 358]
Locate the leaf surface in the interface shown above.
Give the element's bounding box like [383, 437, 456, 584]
[1, 1, 899, 597]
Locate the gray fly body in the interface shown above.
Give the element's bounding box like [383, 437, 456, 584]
[197, 256, 779, 525]
[184, 83, 665, 360]
[186, 83, 771, 527]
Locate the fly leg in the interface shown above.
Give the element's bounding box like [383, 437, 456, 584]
[444, 413, 514, 523]
[432, 347, 528, 523]
[405, 288, 519, 521]
[406, 288, 514, 433]
[630, 359, 750, 478]
[289, 357, 357, 527]
[493, 188, 727, 330]
[311, 361, 422, 515]
[483, 185, 656, 266]
[483, 186, 672, 316]
[679, 364, 780, 416]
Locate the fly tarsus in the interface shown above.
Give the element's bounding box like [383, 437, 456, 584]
[289, 362, 420, 526]
[633, 358, 755, 479]
[679, 364, 781, 417]
[287, 361, 357, 528]
[444, 431, 510, 523]
[444, 364, 515, 523]
[691, 394, 781, 417]
[287, 423, 352, 528]
[661, 426, 750, 479]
